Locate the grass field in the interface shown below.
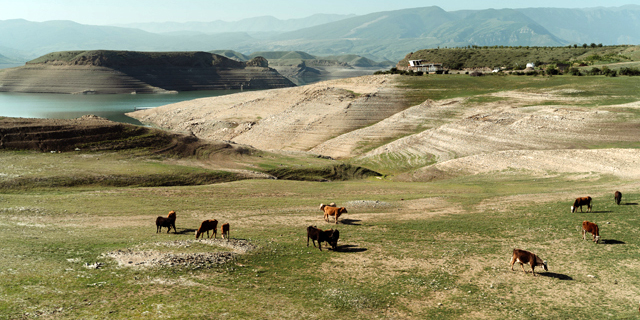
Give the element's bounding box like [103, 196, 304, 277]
[3, 74, 640, 319]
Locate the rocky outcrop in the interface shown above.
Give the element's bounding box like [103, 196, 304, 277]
[0, 50, 295, 94]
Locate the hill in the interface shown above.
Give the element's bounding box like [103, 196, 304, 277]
[115, 14, 355, 34]
[0, 50, 295, 94]
[396, 45, 640, 70]
[2, 6, 640, 64]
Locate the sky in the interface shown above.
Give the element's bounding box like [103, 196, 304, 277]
[0, 0, 637, 25]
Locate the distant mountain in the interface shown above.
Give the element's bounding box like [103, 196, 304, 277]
[0, 52, 19, 64]
[275, 7, 455, 40]
[0, 19, 255, 58]
[1, 6, 640, 63]
[210, 50, 250, 61]
[518, 5, 640, 45]
[116, 14, 355, 34]
[248, 51, 317, 60]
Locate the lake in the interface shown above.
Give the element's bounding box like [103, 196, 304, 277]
[0, 90, 243, 125]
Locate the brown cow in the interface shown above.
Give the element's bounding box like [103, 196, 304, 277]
[510, 249, 548, 276]
[571, 196, 592, 213]
[319, 203, 348, 224]
[221, 223, 230, 240]
[582, 221, 600, 244]
[306, 226, 339, 251]
[614, 191, 622, 205]
[156, 210, 177, 233]
[195, 219, 218, 239]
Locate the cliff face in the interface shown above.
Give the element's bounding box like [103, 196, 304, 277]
[0, 50, 295, 94]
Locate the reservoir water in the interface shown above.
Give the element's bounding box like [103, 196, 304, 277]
[0, 90, 242, 125]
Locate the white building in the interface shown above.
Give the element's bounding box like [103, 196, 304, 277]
[408, 60, 444, 73]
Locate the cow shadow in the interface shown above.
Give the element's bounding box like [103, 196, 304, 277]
[339, 219, 361, 226]
[601, 239, 625, 245]
[539, 272, 573, 280]
[334, 244, 367, 253]
[590, 210, 612, 213]
[175, 228, 197, 235]
[624, 203, 638, 206]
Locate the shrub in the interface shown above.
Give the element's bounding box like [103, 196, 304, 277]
[619, 67, 640, 76]
[568, 68, 582, 76]
[588, 67, 602, 75]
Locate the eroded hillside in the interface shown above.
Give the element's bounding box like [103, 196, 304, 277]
[128, 74, 640, 181]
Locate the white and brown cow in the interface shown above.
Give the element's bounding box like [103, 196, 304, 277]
[571, 196, 592, 213]
[582, 221, 600, 244]
[510, 249, 548, 276]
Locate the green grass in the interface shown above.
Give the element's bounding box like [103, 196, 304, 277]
[2, 152, 638, 318]
[398, 73, 640, 107]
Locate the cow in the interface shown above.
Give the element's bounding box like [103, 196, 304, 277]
[306, 226, 339, 251]
[221, 223, 230, 240]
[156, 210, 177, 233]
[195, 219, 218, 239]
[614, 191, 622, 205]
[510, 249, 548, 276]
[319, 203, 348, 224]
[582, 221, 600, 244]
[571, 196, 592, 213]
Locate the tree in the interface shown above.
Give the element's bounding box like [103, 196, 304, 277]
[590, 43, 597, 48]
[582, 43, 588, 48]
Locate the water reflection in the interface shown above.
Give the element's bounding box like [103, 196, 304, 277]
[0, 90, 242, 125]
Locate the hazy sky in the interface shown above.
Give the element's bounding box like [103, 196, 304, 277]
[0, 0, 637, 25]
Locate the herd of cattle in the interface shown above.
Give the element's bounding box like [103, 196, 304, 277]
[512, 191, 622, 276]
[155, 210, 230, 239]
[154, 191, 625, 276]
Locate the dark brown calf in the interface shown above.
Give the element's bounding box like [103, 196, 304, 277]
[582, 221, 600, 244]
[614, 191, 622, 205]
[571, 196, 592, 213]
[510, 249, 548, 276]
[221, 223, 230, 240]
[156, 210, 177, 233]
[195, 219, 218, 239]
[306, 226, 339, 251]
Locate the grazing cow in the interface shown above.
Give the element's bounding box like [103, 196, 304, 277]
[510, 249, 548, 276]
[571, 196, 592, 213]
[582, 221, 600, 244]
[221, 223, 230, 240]
[195, 219, 218, 239]
[306, 226, 339, 251]
[319, 204, 348, 224]
[614, 191, 622, 205]
[156, 210, 177, 233]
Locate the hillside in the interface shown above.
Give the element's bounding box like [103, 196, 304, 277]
[519, 5, 640, 45]
[397, 45, 640, 70]
[211, 50, 392, 85]
[0, 50, 295, 94]
[127, 73, 640, 178]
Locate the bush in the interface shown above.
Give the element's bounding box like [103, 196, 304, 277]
[588, 67, 602, 75]
[568, 68, 582, 76]
[619, 67, 640, 76]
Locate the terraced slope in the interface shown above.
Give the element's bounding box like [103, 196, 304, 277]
[0, 50, 295, 94]
[128, 74, 640, 182]
[128, 75, 405, 153]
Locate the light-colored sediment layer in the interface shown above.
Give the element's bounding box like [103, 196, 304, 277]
[127, 75, 405, 156]
[432, 148, 640, 179]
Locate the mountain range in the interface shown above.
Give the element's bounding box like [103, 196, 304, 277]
[1, 5, 639, 63]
